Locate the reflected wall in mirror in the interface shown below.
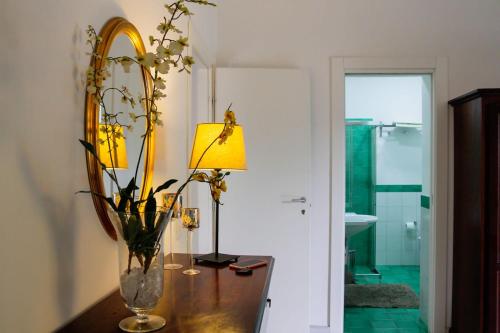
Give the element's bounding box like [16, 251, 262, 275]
[84, 18, 154, 240]
[101, 34, 147, 199]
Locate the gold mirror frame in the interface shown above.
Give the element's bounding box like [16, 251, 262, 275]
[84, 17, 155, 240]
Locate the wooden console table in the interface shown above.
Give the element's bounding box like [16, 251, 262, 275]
[56, 254, 274, 333]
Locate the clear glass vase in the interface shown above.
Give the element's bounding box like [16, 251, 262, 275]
[109, 209, 171, 332]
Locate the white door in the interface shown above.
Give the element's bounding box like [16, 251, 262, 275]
[216, 68, 311, 333]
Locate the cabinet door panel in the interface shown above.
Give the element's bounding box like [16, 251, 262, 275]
[452, 98, 483, 332]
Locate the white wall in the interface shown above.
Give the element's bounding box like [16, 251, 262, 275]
[216, 0, 500, 327]
[346, 75, 424, 186]
[376, 128, 423, 185]
[376, 192, 420, 265]
[0, 1, 217, 332]
[346, 75, 423, 125]
[186, 52, 214, 255]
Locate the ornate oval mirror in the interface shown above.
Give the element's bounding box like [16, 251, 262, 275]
[84, 17, 154, 240]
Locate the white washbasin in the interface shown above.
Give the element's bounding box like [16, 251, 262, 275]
[345, 213, 377, 238]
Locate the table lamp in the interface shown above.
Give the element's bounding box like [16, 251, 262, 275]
[98, 124, 128, 169]
[188, 123, 247, 264]
[98, 124, 128, 195]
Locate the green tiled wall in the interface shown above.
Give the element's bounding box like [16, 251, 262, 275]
[420, 195, 430, 209]
[346, 125, 375, 214]
[346, 125, 375, 265]
[375, 184, 422, 192]
[345, 118, 374, 122]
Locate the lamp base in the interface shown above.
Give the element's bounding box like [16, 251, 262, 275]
[194, 252, 239, 265]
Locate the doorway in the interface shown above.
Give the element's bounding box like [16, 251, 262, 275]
[329, 57, 450, 333]
[343, 74, 431, 332]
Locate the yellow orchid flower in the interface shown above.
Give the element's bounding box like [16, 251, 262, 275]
[219, 180, 227, 192]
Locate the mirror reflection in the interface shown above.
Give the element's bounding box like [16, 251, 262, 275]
[84, 17, 154, 240]
[99, 35, 146, 200]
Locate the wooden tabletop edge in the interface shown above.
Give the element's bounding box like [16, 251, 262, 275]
[254, 256, 275, 333]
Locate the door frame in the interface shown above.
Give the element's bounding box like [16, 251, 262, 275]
[329, 57, 450, 333]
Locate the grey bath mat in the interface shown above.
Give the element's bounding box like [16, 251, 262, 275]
[345, 284, 419, 308]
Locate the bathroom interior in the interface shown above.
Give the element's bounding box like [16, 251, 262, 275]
[343, 74, 432, 333]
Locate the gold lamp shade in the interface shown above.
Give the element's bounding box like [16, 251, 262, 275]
[98, 124, 128, 169]
[188, 123, 247, 170]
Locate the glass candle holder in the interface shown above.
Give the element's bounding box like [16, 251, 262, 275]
[181, 208, 200, 276]
[162, 193, 183, 270]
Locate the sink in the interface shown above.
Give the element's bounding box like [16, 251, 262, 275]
[345, 213, 378, 238]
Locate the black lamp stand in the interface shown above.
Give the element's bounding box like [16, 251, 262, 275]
[194, 187, 239, 265]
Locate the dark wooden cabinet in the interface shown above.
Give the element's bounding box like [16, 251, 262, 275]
[56, 254, 274, 333]
[449, 89, 500, 333]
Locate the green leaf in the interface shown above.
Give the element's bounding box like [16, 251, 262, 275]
[154, 211, 169, 234]
[127, 215, 141, 245]
[104, 197, 118, 211]
[119, 214, 129, 241]
[131, 204, 140, 218]
[79, 139, 109, 171]
[79, 139, 97, 154]
[118, 178, 138, 212]
[145, 189, 156, 232]
[126, 177, 139, 191]
[117, 196, 128, 212]
[154, 179, 178, 194]
[76, 190, 117, 211]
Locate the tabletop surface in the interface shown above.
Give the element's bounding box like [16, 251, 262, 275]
[56, 253, 274, 333]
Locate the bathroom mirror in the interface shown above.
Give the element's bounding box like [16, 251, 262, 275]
[84, 17, 154, 240]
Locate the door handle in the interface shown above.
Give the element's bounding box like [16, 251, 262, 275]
[282, 196, 307, 204]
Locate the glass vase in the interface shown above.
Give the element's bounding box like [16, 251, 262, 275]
[109, 209, 171, 332]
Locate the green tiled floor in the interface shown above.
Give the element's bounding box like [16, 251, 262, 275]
[354, 265, 420, 295]
[344, 265, 427, 333]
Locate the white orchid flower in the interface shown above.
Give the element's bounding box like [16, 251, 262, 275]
[137, 52, 155, 68]
[153, 89, 166, 100]
[169, 41, 183, 55]
[182, 56, 195, 67]
[157, 22, 168, 34]
[177, 36, 189, 46]
[155, 61, 170, 74]
[154, 77, 166, 89]
[156, 45, 171, 59]
[120, 58, 133, 73]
